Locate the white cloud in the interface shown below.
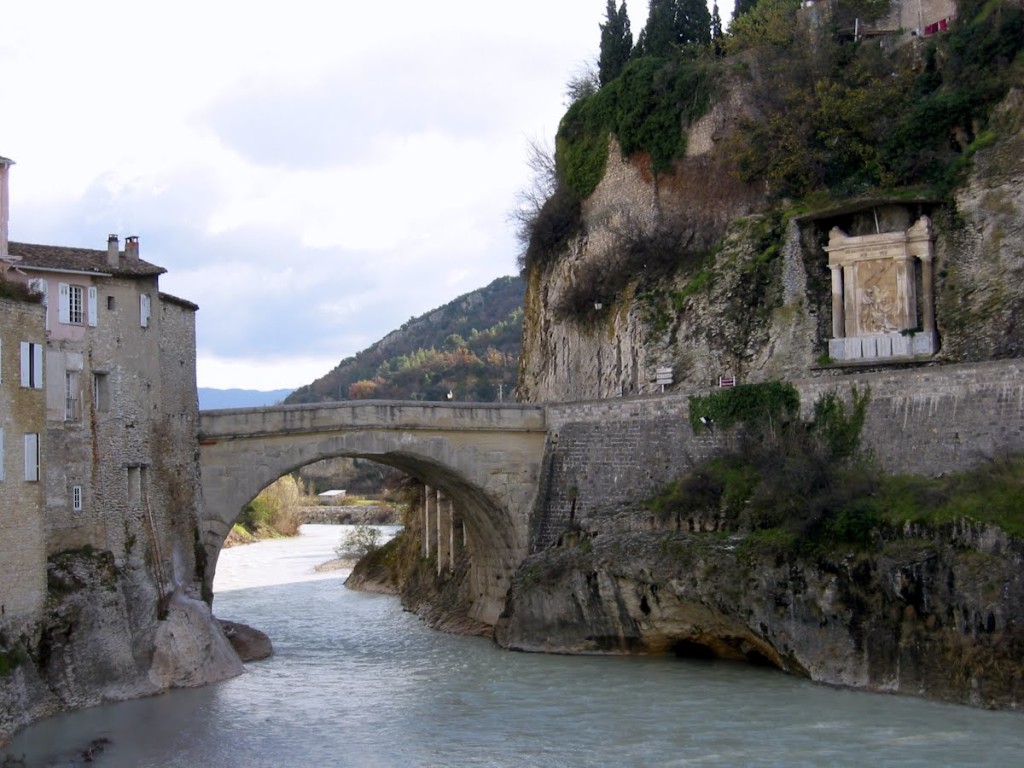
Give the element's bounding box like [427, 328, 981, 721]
[0, 0, 729, 391]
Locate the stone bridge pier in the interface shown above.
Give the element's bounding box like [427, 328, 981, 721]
[198, 401, 547, 625]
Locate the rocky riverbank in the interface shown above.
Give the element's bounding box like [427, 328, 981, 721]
[494, 522, 1024, 710]
[0, 549, 243, 746]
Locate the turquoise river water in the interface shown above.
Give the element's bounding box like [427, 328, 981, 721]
[5, 524, 1023, 767]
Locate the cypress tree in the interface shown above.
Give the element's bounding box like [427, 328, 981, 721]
[641, 0, 678, 57]
[674, 0, 712, 47]
[711, 2, 724, 50]
[599, 1, 634, 85]
[639, 0, 712, 56]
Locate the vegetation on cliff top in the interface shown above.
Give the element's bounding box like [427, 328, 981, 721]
[521, 0, 1024, 284]
[729, 0, 1024, 198]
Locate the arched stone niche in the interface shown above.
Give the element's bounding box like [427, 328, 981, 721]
[825, 215, 937, 362]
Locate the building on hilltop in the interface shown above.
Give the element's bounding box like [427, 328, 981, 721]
[0, 155, 202, 638]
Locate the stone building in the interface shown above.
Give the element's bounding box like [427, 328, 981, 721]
[0, 155, 201, 623]
[0, 291, 48, 636]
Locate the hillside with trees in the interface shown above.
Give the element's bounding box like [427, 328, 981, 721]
[286, 275, 523, 404]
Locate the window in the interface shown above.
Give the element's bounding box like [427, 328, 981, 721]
[107, 295, 116, 311]
[65, 370, 81, 421]
[24, 433, 39, 482]
[59, 283, 83, 324]
[72, 485, 83, 512]
[140, 294, 151, 328]
[20, 341, 43, 389]
[58, 283, 97, 326]
[92, 372, 110, 412]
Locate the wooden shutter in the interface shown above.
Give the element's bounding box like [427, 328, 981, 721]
[87, 286, 98, 326]
[24, 432, 39, 481]
[58, 282, 71, 324]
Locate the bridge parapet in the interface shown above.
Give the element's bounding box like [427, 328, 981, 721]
[199, 400, 547, 440]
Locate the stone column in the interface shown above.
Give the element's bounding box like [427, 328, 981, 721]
[448, 499, 459, 572]
[920, 253, 935, 335]
[829, 264, 845, 338]
[423, 484, 434, 558]
[436, 490, 451, 576]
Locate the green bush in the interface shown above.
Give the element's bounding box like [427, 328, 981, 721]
[335, 525, 384, 558]
[689, 381, 800, 435]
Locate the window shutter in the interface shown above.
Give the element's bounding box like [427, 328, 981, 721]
[58, 282, 71, 324]
[87, 286, 98, 326]
[24, 433, 39, 482]
[140, 294, 151, 328]
[33, 343, 43, 389]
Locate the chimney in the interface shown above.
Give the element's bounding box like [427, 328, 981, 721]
[107, 234, 120, 267]
[0, 156, 14, 262]
[125, 235, 139, 261]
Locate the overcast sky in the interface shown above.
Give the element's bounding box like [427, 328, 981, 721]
[3, 0, 731, 391]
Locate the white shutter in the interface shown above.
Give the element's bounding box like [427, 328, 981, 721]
[87, 286, 98, 326]
[58, 282, 71, 324]
[33, 343, 43, 389]
[140, 293, 151, 328]
[0, 428, 5, 482]
[24, 433, 39, 481]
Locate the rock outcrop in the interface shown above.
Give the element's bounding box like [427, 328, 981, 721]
[518, 85, 1024, 402]
[495, 523, 1024, 709]
[0, 550, 242, 746]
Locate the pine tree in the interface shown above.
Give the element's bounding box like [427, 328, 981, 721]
[599, 1, 634, 85]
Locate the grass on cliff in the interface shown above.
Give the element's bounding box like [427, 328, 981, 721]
[866, 455, 1024, 538]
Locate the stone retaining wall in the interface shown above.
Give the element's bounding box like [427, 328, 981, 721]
[532, 358, 1024, 552]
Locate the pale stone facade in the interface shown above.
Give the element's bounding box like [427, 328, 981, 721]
[825, 216, 938, 362]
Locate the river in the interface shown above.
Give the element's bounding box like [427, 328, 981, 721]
[5, 524, 1022, 767]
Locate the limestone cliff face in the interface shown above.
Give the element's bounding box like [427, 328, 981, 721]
[495, 523, 1024, 709]
[517, 88, 1024, 402]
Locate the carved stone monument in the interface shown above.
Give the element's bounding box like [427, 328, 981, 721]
[825, 215, 937, 362]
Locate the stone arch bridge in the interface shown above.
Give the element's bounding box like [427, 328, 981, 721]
[198, 401, 547, 624]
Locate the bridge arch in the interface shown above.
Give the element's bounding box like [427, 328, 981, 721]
[198, 402, 547, 624]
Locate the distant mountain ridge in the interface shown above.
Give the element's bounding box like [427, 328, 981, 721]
[286, 275, 524, 404]
[199, 388, 294, 410]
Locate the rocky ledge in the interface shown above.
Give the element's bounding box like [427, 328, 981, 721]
[494, 521, 1024, 710]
